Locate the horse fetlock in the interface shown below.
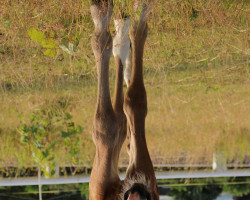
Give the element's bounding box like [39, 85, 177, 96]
[90, 2, 113, 31]
[130, 20, 148, 46]
[91, 32, 112, 61]
[113, 18, 131, 67]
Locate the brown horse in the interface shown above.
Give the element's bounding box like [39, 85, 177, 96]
[89, 1, 159, 199]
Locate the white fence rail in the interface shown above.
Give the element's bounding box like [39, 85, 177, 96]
[1, 169, 250, 187]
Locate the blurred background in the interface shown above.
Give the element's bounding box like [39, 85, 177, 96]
[0, 0, 249, 199]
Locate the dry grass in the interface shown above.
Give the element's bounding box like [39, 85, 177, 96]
[1, 65, 249, 167]
[0, 0, 249, 167]
[145, 66, 250, 164]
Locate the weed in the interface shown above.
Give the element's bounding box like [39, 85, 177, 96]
[18, 109, 83, 177]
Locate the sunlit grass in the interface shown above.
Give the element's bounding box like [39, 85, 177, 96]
[0, 0, 249, 167]
[145, 66, 250, 164]
[0, 65, 249, 167]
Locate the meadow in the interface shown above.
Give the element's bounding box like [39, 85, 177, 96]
[0, 0, 249, 171]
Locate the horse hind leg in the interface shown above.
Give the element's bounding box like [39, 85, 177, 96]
[123, 1, 159, 199]
[112, 16, 131, 171]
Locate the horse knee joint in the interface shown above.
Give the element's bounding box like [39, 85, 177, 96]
[93, 111, 118, 147]
[124, 93, 147, 121]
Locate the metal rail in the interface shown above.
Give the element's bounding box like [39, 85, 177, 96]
[1, 170, 250, 187]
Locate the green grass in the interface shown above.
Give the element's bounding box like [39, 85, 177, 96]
[0, 0, 249, 168]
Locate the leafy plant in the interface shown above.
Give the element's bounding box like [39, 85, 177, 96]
[28, 28, 58, 57]
[28, 27, 81, 57]
[60, 112, 83, 165]
[18, 109, 83, 177]
[59, 42, 77, 55]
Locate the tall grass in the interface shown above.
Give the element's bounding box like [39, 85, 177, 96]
[0, 0, 249, 167]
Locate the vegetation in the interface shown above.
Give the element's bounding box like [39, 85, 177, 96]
[18, 109, 83, 177]
[159, 177, 250, 199]
[0, 183, 89, 200]
[1, 177, 250, 199]
[0, 0, 249, 168]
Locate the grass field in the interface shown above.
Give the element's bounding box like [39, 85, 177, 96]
[0, 0, 249, 169]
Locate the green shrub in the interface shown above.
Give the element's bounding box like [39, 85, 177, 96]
[18, 109, 83, 177]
